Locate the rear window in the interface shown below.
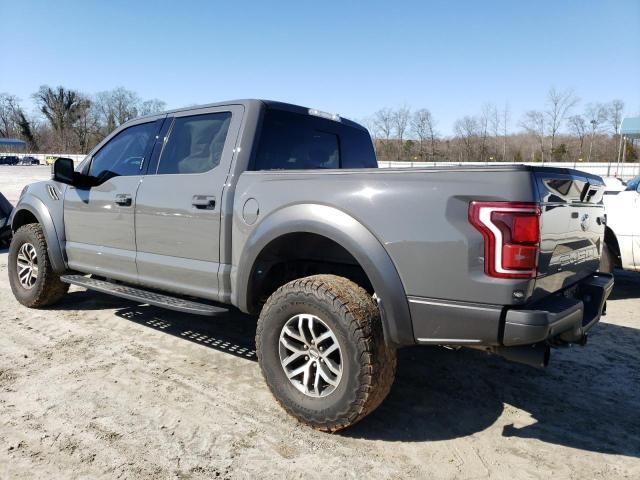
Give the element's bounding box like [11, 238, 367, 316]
[251, 109, 376, 170]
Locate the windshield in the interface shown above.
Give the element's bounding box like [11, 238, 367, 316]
[625, 176, 640, 191]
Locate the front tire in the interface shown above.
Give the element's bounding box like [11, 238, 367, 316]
[256, 274, 396, 432]
[8, 224, 69, 308]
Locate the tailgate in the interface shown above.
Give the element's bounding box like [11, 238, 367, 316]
[532, 168, 606, 301]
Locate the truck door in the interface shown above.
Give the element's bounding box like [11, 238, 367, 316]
[134, 105, 244, 300]
[63, 118, 163, 282]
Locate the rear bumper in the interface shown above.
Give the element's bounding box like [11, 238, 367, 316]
[502, 273, 614, 346]
[409, 273, 614, 347]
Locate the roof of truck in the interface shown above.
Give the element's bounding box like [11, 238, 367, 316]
[139, 99, 367, 131]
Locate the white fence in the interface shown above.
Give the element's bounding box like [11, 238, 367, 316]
[378, 161, 640, 179]
[3, 152, 639, 179]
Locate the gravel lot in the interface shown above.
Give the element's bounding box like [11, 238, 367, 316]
[1, 166, 639, 479]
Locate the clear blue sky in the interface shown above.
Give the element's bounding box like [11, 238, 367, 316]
[4, 0, 640, 134]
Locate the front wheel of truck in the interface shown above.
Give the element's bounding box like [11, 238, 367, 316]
[8, 224, 69, 308]
[256, 274, 396, 432]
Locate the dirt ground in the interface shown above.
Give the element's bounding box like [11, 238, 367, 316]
[0, 166, 639, 479]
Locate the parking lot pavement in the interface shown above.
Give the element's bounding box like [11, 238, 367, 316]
[0, 165, 639, 479]
[0, 165, 51, 205]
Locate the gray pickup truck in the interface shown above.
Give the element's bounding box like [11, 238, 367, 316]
[8, 99, 613, 431]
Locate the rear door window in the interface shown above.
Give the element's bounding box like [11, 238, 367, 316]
[157, 112, 232, 175]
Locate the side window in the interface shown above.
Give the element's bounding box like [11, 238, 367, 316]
[89, 122, 157, 179]
[157, 112, 232, 175]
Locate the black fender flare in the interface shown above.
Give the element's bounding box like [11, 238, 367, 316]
[233, 204, 414, 346]
[10, 197, 66, 273]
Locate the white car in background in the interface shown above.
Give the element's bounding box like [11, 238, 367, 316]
[602, 176, 626, 194]
[602, 175, 640, 272]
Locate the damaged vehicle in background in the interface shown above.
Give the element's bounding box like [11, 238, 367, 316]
[601, 175, 640, 273]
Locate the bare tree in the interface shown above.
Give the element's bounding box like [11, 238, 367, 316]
[608, 99, 625, 161]
[478, 105, 492, 162]
[393, 106, 411, 161]
[361, 116, 380, 156]
[0, 93, 21, 138]
[34, 85, 83, 151]
[411, 108, 438, 161]
[95, 87, 141, 132]
[488, 104, 501, 159]
[608, 99, 624, 136]
[139, 99, 167, 116]
[361, 116, 377, 137]
[585, 103, 608, 162]
[373, 108, 394, 161]
[567, 115, 587, 159]
[502, 102, 510, 161]
[545, 87, 578, 155]
[73, 97, 100, 154]
[17, 110, 38, 151]
[454, 116, 478, 161]
[521, 110, 546, 162]
[2, 86, 168, 154]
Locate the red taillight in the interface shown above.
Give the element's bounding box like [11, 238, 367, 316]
[469, 201, 541, 279]
[511, 215, 540, 243]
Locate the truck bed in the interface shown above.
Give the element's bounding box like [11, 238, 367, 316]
[234, 164, 605, 306]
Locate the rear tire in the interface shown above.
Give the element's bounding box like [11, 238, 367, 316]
[8, 224, 69, 308]
[599, 244, 615, 274]
[256, 274, 396, 432]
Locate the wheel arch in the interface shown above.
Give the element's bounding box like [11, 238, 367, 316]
[604, 225, 622, 268]
[10, 198, 66, 273]
[234, 203, 414, 346]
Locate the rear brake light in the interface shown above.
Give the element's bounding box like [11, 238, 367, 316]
[469, 201, 541, 279]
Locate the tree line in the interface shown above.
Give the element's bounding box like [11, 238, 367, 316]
[0, 86, 165, 154]
[366, 88, 636, 163]
[1, 85, 636, 163]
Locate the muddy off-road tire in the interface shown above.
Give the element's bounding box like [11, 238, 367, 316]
[599, 244, 615, 274]
[256, 274, 396, 432]
[8, 224, 69, 308]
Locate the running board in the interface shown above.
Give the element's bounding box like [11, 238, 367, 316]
[60, 274, 228, 316]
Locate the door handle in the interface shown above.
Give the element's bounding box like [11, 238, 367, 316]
[115, 194, 132, 207]
[192, 195, 216, 210]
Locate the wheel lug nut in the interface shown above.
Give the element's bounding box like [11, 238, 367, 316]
[305, 356, 309, 360]
[304, 345, 308, 349]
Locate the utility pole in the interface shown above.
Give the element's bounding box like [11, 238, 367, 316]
[587, 119, 597, 162]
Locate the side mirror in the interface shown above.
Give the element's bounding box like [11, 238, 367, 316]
[52, 157, 76, 185]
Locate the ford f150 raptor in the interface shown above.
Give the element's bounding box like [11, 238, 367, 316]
[8, 99, 613, 431]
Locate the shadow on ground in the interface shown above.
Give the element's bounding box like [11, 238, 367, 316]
[608, 269, 640, 300]
[39, 271, 640, 458]
[344, 324, 639, 457]
[55, 289, 258, 361]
